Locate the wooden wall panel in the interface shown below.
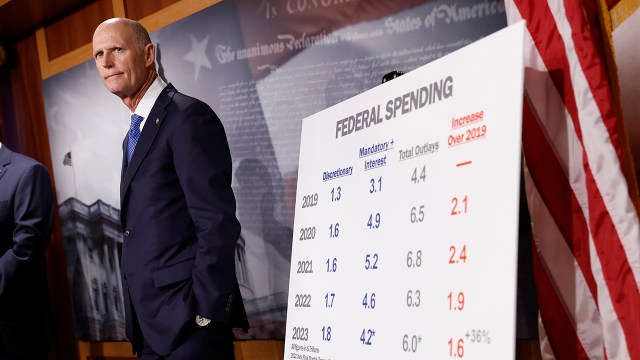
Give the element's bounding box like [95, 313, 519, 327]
[516, 340, 543, 360]
[0, 69, 13, 146]
[9, 36, 50, 167]
[44, 0, 114, 60]
[37, 0, 219, 79]
[77, 341, 135, 360]
[611, 0, 640, 28]
[235, 340, 285, 359]
[77, 340, 286, 359]
[124, 0, 181, 21]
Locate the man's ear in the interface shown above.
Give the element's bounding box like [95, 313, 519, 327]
[144, 43, 155, 67]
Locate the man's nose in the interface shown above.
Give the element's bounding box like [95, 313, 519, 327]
[100, 54, 114, 68]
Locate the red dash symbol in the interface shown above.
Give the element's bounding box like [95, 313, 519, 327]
[456, 161, 472, 167]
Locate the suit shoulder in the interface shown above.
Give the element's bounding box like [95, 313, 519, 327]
[162, 85, 214, 114]
[166, 94, 220, 125]
[9, 152, 47, 171]
[3, 152, 51, 188]
[170, 91, 211, 111]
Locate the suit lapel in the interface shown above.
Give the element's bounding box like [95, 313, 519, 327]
[0, 146, 12, 182]
[120, 85, 177, 205]
[121, 136, 128, 184]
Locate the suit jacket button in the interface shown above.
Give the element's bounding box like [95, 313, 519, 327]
[122, 274, 127, 280]
[124, 230, 130, 237]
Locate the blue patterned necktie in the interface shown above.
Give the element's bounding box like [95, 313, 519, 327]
[127, 114, 144, 164]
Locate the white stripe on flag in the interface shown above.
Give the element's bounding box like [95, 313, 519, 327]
[524, 165, 605, 359]
[548, 0, 640, 289]
[506, 0, 640, 359]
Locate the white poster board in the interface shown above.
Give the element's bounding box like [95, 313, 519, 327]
[285, 21, 525, 359]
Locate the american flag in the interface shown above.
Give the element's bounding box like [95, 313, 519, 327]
[505, 1, 640, 359]
[63, 151, 72, 166]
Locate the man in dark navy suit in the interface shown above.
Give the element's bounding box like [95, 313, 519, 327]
[92, 18, 248, 359]
[0, 141, 54, 359]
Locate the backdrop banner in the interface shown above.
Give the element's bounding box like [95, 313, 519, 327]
[42, 0, 507, 340]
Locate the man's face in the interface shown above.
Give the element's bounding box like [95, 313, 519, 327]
[92, 21, 150, 100]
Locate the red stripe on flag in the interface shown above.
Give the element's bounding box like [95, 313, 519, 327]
[515, 0, 583, 140]
[532, 243, 592, 360]
[522, 100, 597, 301]
[561, 7, 640, 354]
[515, 0, 640, 357]
[563, 0, 624, 166]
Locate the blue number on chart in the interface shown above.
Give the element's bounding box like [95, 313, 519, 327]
[367, 213, 381, 229]
[360, 329, 375, 345]
[331, 186, 342, 202]
[329, 222, 340, 238]
[325, 293, 335, 308]
[369, 176, 382, 193]
[365, 253, 378, 270]
[326, 257, 337, 272]
[322, 326, 332, 341]
[362, 292, 376, 309]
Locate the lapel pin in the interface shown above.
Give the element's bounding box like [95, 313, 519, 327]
[156, 118, 160, 125]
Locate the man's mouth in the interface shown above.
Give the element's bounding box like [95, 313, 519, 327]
[105, 72, 123, 80]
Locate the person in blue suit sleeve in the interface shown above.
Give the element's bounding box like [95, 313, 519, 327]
[0, 142, 54, 359]
[92, 18, 249, 359]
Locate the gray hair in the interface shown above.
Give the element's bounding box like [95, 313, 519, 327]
[124, 19, 152, 53]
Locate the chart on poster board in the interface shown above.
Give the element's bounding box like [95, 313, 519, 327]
[285, 22, 525, 359]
